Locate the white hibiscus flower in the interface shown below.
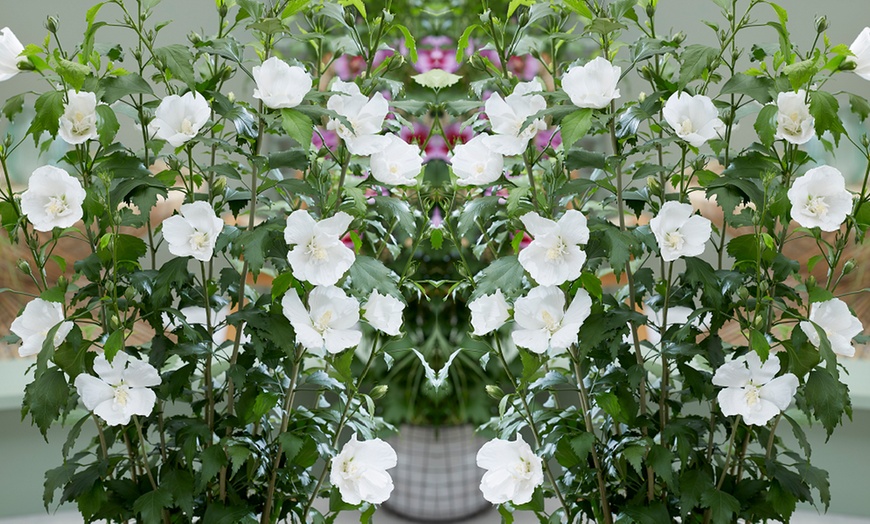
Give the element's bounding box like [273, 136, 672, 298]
[482, 80, 547, 156]
[517, 210, 589, 286]
[799, 298, 864, 357]
[150, 91, 210, 147]
[712, 352, 799, 426]
[330, 434, 398, 505]
[469, 289, 511, 336]
[512, 286, 592, 355]
[326, 80, 390, 156]
[20, 165, 86, 232]
[787, 165, 852, 232]
[562, 56, 621, 109]
[58, 90, 100, 145]
[161, 201, 223, 262]
[252, 56, 312, 109]
[649, 201, 712, 262]
[774, 90, 815, 145]
[451, 135, 505, 186]
[74, 352, 161, 426]
[363, 289, 405, 336]
[476, 436, 544, 505]
[369, 134, 424, 185]
[284, 210, 356, 286]
[10, 298, 73, 358]
[662, 91, 724, 147]
[281, 286, 362, 354]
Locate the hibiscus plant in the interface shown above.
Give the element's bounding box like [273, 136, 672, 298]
[1, 0, 868, 523]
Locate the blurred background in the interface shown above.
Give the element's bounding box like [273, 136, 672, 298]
[0, 0, 868, 521]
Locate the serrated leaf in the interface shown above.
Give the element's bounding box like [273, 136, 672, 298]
[701, 488, 740, 524]
[456, 24, 480, 62]
[133, 489, 172, 524]
[469, 255, 526, 301]
[153, 44, 197, 88]
[754, 104, 777, 146]
[393, 24, 417, 63]
[679, 44, 719, 86]
[27, 90, 65, 142]
[809, 90, 845, 145]
[96, 105, 119, 146]
[23, 367, 68, 437]
[559, 108, 593, 149]
[281, 108, 314, 147]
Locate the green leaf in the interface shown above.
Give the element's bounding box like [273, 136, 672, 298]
[563, 0, 593, 18]
[197, 445, 228, 492]
[622, 502, 671, 524]
[23, 367, 69, 437]
[720, 73, 773, 103]
[469, 256, 526, 301]
[809, 90, 845, 145]
[27, 90, 65, 142]
[701, 488, 740, 524]
[680, 469, 714, 517]
[393, 24, 417, 63]
[347, 255, 401, 299]
[559, 108, 593, 149]
[803, 368, 850, 437]
[103, 330, 125, 362]
[281, 0, 309, 18]
[279, 433, 304, 462]
[679, 44, 719, 86]
[280, 108, 314, 147]
[56, 59, 91, 90]
[95, 105, 119, 146]
[456, 24, 480, 62]
[507, 0, 535, 19]
[412, 69, 462, 90]
[133, 489, 172, 524]
[339, 0, 366, 18]
[750, 330, 770, 361]
[848, 93, 870, 120]
[3, 93, 25, 121]
[153, 44, 197, 88]
[754, 104, 778, 147]
[783, 60, 818, 91]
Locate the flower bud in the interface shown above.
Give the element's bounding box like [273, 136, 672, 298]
[217, 1, 229, 18]
[16, 259, 32, 276]
[124, 286, 136, 301]
[382, 11, 394, 23]
[212, 175, 228, 195]
[343, 9, 356, 26]
[815, 15, 829, 34]
[56, 275, 68, 290]
[752, 315, 765, 329]
[44, 16, 59, 34]
[806, 275, 816, 288]
[862, 135, 870, 148]
[227, 91, 236, 103]
[369, 385, 388, 399]
[104, 280, 115, 295]
[109, 315, 121, 330]
[188, 31, 202, 45]
[17, 60, 35, 72]
[843, 259, 857, 275]
[737, 286, 750, 301]
[647, 176, 662, 197]
[486, 384, 505, 399]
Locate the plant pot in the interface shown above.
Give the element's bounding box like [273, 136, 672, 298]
[383, 424, 491, 522]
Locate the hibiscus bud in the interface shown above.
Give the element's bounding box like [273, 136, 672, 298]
[843, 259, 857, 275]
[752, 315, 764, 329]
[17, 60, 35, 72]
[806, 275, 817, 288]
[517, 9, 530, 26]
[227, 91, 236, 103]
[104, 280, 115, 295]
[839, 59, 857, 72]
[863, 135, 870, 148]
[486, 385, 504, 399]
[645, 3, 655, 17]
[382, 11, 394, 23]
[815, 15, 829, 34]
[369, 385, 388, 399]
[217, 1, 228, 18]
[16, 259, 32, 276]
[109, 314, 121, 330]
[647, 176, 662, 197]
[188, 31, 202, 45]
[212, 175, 228, 195]
[672, 32, 686, 46]
[56, 275, 68, 290]
[44, 16, 59, 34]
[343, 9, 356, 26]
[737, 286, 749, 301]
[124, 286, 136, 301]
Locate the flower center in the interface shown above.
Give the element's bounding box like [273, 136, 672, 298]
[805, 196, 829, 218]
[546, 237, 568, 261]
[473, 163, 485, 175]
[314, 310, 333, 332]
[189, 230, 210, 251]
[513, 458, 533, 478]
[181, 117, 195, 135]
[71, 111, 91, 135]
[389, 163, 400, 175]
[678, 117, 694, 135]
[664, 230, 685, 252]
[341, 457, 359, 477]
[44, 195, 70, 218]
[744, 385, 761, 407]
[305, 238, 328, 261]
[113, 384, 131, 408]
[541, 309, 561, 333]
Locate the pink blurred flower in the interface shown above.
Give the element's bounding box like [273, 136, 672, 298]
[341, 232, 356, 250]
[414, 36, 460, 73]
[430, 206, 443, 228]
[515, 231, 532, 249]
[535, 129, 562, 152]
[474, 49, 540, 80]
[312, 128, 340, 150]
[400, 123, 449, 161]
[333, 50, 393, 81]
[443, 122, 473, 150]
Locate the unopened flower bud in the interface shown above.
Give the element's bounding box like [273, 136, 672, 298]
[815, 15, 829, 34]
[647, 176, 662, 197]
[44, 16, 59, 34]
[737, 286, 750, 301]
[344, 9, 356, 26]
[56, 275, 68, 290]
[212, 175, 227, 195]
[16, 259, 32, 276]
[843, 259, 857, 275]
[752, 315, 765, 329]
[227, 91, 236, 103]
[217, 1, 229, 18]
[124, 286, 136, 301]
[109, 315, 121, 330]
[806, 275, 816, 288]
[17, 60, 35, 72]
[369, 385, 388, 399]
[486, 385, 505, 399]
[188, 31, 202, 45]
[104, 280, 115, 295]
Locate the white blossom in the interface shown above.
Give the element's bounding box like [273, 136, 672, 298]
[369, 134, 424, 185]
[74, 352, 161, 426]
[713, 352, 798, 426]
[330, 434, 398, 505]
[58, 90, 99, 145]
[662, 91, 724, 147]
[326, 80, 390, 156]
[512, 286, 591, 355]
[483, 80, 547, 156]
[284, 210, 355, 286]
[451, 135, 504, 186]
[518, 210, 589, 286]
[162, 201, 223, 261]
[150, 91, 210, 147]
[10, 298, 73, 358]
[774, 90, 815, 145]
[649, 201, 712, 262]
[252, 56, 312, 109]
[364, 289, 404, 336]
[787, 165, 852, 232]
[562, 57, 621, 109]
[476, 436, 544, 505]
[644, 304, 709, 347]
[282, 286, 361, 354]
[469, 289, 511, 336]
[164, 305, 231, 345]
[848, 27, 870, 81]
[800, 298, 864, 357]
[20, 165, 86, 232]
[0, 27, 25, 82]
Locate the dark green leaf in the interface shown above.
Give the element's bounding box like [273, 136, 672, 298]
[809, 90, 845, 145]
[27, 90, 65, 142]
[153, 45, 197, 88]
[559, 108, 594, 149]
[281, 108, 314, 147]
[23, 367, 69, 437]
[679, 44, 719, 86]
[101, 73, 155, 104]
[133, 489, 172, 524]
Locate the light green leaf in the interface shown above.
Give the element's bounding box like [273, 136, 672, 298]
[412, 68, 462, 90]
[393, 24, 417, 63]
[507, 0, 535, 19]
[456, 25, 480, 63]
[559, 108, 593, 149]
[280, 108, 314, 147]
[339, 0, 366, 18]
[95, 105, 119, 146]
